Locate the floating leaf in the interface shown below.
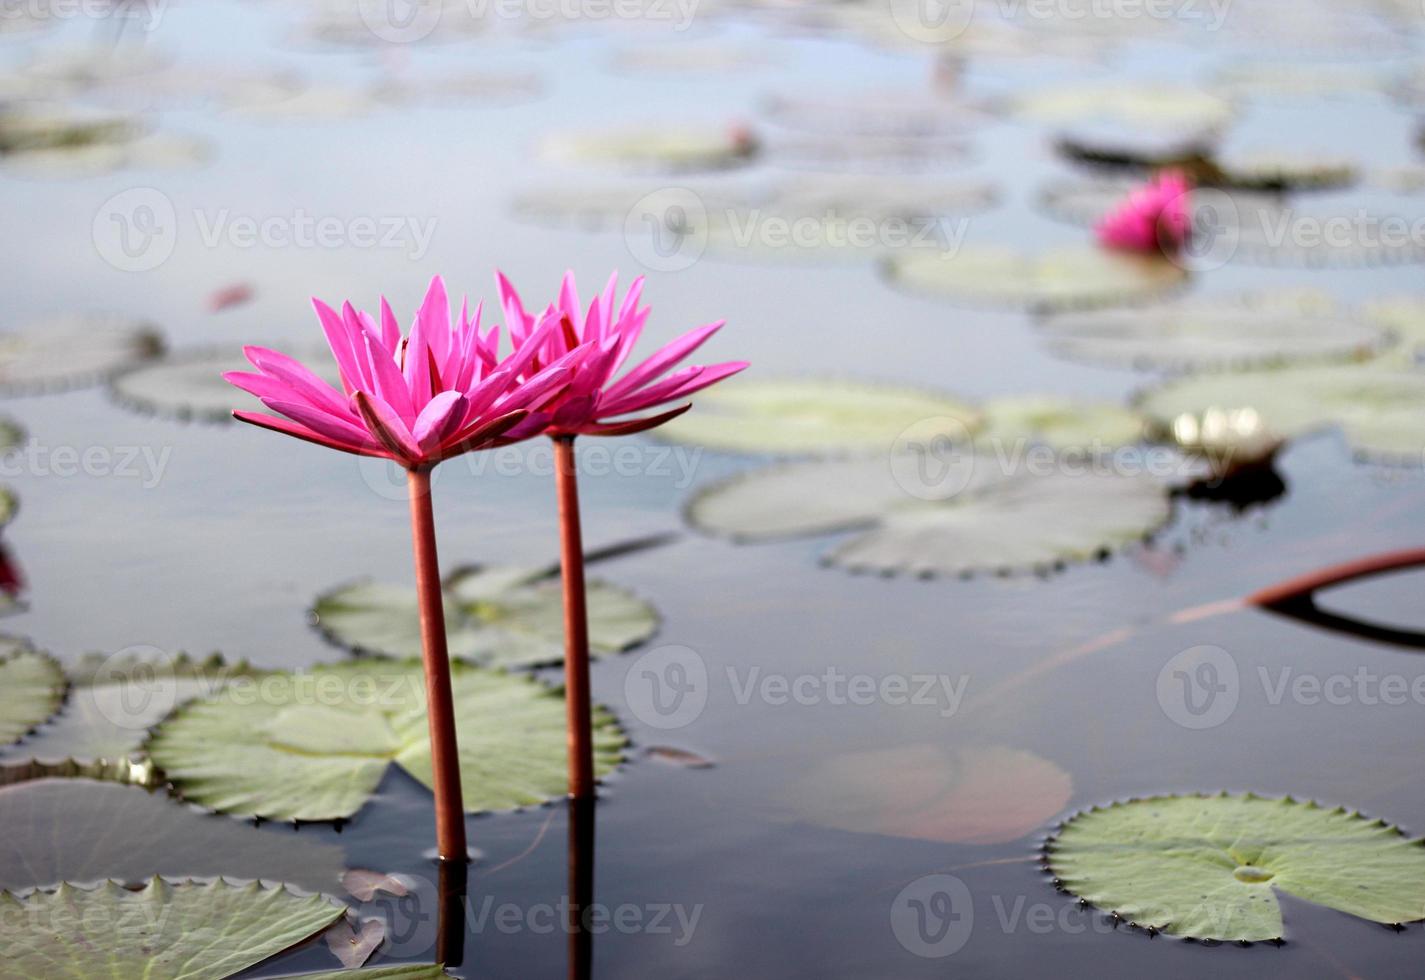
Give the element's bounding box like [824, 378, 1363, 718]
[313, 565, 657, 669]
[688, 454, 1171, 577]
[110, 348, 338, 423]
[302, 967, 450, 980]
[1047, 793, 1425, 941]
[1361, 296, 1425, 361]
[146, 659, 628, 821]
[1136, 363, 1425, 463]
[0, 486, 16, 529]
[980, 397, 1145, 451]
[326, 917, 386, 969]
[1054, 125, 1214, 173]
[883, 245, 1187, 312]
[0, 638, 64, 746]
[654, 379, 980, 456]
[1009, 85, 1233, 131]
[541, 124, 756, 172]
[1038, 291, 1385, 371]
[645, 746, 715, 769]
[788, 744, 1072, 845]
[4, 652, 260, 768]
[0, 878, 344, 978]
[0, 779, 345, 894]
[0, 314, 162, 394]
[342, 870, 410, 901]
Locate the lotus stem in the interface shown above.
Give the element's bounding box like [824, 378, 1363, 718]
[1246, 546, 1425, 608]
[553, 435, 596, 800]
[568, 795, 596, 980]
[406, 466, 468, 863]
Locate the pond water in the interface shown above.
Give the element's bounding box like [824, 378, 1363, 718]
[2, 1, 1425, 977]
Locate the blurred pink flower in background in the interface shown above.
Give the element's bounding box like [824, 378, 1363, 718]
[1095, 169, 1192, 256]
[224, 277, 577, 468]
[495, 269, 749, 436]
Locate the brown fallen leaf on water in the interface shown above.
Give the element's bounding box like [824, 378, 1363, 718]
[787, 744, 1072, 846]
[206, 282, 254, 313]
[343, 869, 411, 901]
[326, 916, 386, 969]
[645, 746, 715, 769]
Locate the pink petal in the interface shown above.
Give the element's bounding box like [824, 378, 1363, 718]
[362, 333, 417, 423]
[233, 410, 378, 458]
[261, 397, 372, 447]
[243, 346, 350, 418]
[311, 298, 365, 395]
[413, 390, 467, 452]
[603, 320, 725, 402]
[379, 296, 402, 352]
[353, 391, 421, 462]
[580, 403, 691, 436]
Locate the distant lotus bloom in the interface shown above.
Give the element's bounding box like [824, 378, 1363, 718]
[495, 270, 748, 436]
[1095, 169, 1192, 256]
[222, 276, 581, 865]
[494, 269, 746, 802]
[225, 276, 577, 469]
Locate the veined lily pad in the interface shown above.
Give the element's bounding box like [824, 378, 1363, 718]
[540, 124, 757, 173]
[1046, 793, 1425, 941]
[788, 744, 1072, 846]
[110, 348, 340, 422]
[3, 652, 259, 769]
[883, 246, 1188, 312]
[654, 379, 980, 456]
[0, 315, 162, 394]
[0, 638, 64, 746]
[0, 779, 345, 894]
[1136, 363, 1425, 463]
[687, 454, 1172, 577]
[0, 879, 344, 978]
[980, 397, 1145, 452]
[146, 659, 628, 821]
[313, 565, 657, 669]
[1009, 85, 1233, 131]
[1038, 291, 1385, 371]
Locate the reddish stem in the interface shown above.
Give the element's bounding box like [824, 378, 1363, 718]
[553, 435, 596, 800]
[1246, 547, 1425, 608]
[407, 467, 468, 862]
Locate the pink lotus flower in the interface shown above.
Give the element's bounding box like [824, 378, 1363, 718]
[224, 277, 578, 469]
[1095, 169, 1192, 256]
[494, 270, 749, 437]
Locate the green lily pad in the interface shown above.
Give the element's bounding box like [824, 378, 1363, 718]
[788, 744, 1072, 846]
[0, 778, 345, 894]
[1136, 363, 1425, 463]
[687, 454, 1172, 577]
[110, 348, 339, 423]
[1038, 291, 1385, 371]
[3, 652, 260, 768]
[0, 878, 344, 978]
[304, 967, 451, 979]
[313, 565, 657, 669]
[1046, 793, 1425, 941]
[980, 397, 1145, 452]
[0, 638, 64, 746]
[146, 659, 628, 821]
[1361, 296, 1425, 361]
[0, 315, 163, 394]
[882, 246, 1188, 312]
[0, 416, 25, 453]
[1009, 85, 1233, 131]
[0, 485, 17, 528]
[540, 124, 757, 173]
[654, 379, 980, 456]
